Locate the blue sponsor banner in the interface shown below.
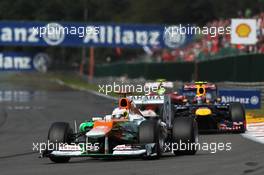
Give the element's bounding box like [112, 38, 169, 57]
[0, 52, 49, 71]
[0, 21, 193, 48]
[219, 89, 261, 109]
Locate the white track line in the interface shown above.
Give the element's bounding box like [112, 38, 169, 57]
[242, 123, 264, 144]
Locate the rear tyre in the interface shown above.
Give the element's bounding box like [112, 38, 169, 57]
[139, 120, 163, 159]
[172, 117, 198, 155]
[48, 122, 73, 163]
[230, 102, 246, 133]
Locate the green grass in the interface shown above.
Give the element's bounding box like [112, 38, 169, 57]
[47, 72, 145, 97]
[52, 73, 98, 91]
[47, 72, 119, 97]
[5, 72, 98, 92]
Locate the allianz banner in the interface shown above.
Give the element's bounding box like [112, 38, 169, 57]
[0, 21, 193, 48]
[219, 89, 261, 109]
[0, 52, 49, 72]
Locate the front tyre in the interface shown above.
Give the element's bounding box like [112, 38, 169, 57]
[139, 120, 163, 159]
[172, 117, 198, 155]
[48, 122, 73, 163]
[230, 102, 246, 133]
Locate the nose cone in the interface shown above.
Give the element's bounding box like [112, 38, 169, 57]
[195, 108, 212, 116]
[86, 120, 113, 137]
[86, 126, 111, 137]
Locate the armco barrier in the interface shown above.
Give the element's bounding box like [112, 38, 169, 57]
[95, 54, 264, 82]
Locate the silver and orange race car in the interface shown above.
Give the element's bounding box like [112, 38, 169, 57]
[41, 95, 198, 163]
[174, 81, 246, 133]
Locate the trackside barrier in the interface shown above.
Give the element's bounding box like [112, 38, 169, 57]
[95, 54, 264, 82]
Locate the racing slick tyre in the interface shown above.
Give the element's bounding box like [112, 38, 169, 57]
[48, 122, 73, 163]
[172, 117, 198, 155]
[139, 120, 164, 159]
[230, 102, 246, 133]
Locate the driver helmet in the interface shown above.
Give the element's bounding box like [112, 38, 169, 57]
[112, 108, 129, 119]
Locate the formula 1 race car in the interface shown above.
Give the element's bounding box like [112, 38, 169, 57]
[42, 95, 198, 163]
[174, 82, 246, 133]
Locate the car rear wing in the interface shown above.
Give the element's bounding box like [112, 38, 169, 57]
[144, 81, 174, 88]
[129, 95, 173, 128]
[128, 95, 164, 105]
[183, 83, 216, 90]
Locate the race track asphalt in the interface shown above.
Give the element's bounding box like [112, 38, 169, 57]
[0, 78, 263, 175]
